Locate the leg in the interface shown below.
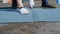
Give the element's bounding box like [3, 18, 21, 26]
[17, 0, 24, 8]
[30, 0, 35, 8]
[42, 0, 48, 5]
[12, 0, 17, 8]
[41, 0, 55, 8]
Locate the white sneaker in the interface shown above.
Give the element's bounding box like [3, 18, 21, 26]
[18, 8, 30, 15]
[30, 0, 35, 8]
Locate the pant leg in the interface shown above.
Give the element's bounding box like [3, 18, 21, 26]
[12, 0, 17, 8]
[42, 0, 48, 5]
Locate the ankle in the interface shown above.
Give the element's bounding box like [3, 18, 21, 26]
[19, 7, 24, 9]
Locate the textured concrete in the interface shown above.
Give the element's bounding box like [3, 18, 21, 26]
[0, 22, 60, 34]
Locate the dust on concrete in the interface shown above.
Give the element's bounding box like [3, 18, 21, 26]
[0, 22, 60, 34]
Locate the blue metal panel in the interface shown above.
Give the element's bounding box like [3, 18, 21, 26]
[32, 8, 60, 21]
[0, 8, 60, 23]
[0, 8, 33, 23]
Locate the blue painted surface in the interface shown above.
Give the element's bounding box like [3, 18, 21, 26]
[0, 8, 33, 23]
[32, 8, 60, 21]
[0, 8, 60, 23]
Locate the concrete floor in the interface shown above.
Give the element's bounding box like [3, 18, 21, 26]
[0, 22, 60, 34]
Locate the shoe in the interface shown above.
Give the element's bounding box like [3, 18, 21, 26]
[41, 5, 55, 8]
[29, 0, 35, 8]
[17, 8, 30, 15]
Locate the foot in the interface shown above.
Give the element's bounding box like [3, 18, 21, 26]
[29, 0, 35, 8]
[41, 5, 55, 8]
[17, 8, 30, 15]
